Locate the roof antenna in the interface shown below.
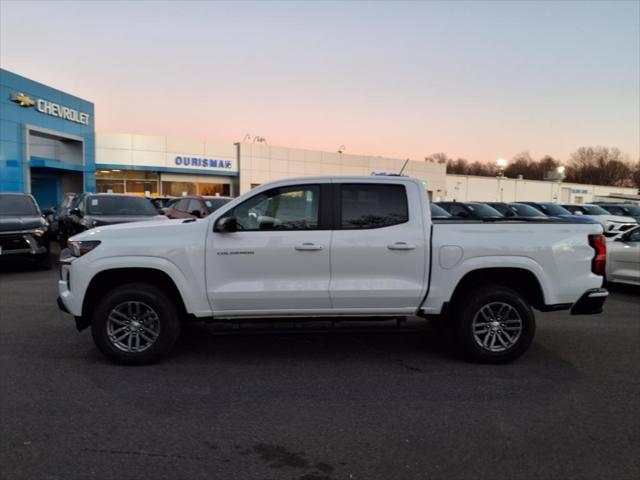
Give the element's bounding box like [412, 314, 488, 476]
[399, 158, 410, 175]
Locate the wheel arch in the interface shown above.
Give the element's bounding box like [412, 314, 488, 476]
[448, 267, 547, 312]
[81, 268, 190, 328]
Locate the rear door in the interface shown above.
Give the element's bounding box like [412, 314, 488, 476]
[206, 182, 332, 314]
[329, 181, 428, 312]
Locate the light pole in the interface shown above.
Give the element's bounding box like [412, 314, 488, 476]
[495, 158, 507, 201]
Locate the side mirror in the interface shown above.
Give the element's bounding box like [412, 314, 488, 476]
[215, 216, 238, 233]
[157, 208, 165, 215]
[42, 208, 54, 216]
[458, 211, 470, 218]
[70, 207, 82, 217]
[574, 211, 584, 215]
[189, 209, 202, 218]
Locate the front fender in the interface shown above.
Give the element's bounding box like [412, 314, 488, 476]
[66, 255, 212, 318]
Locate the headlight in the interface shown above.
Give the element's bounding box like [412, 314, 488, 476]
[33, 228, 47, 236]
[68, 240, 101, 257]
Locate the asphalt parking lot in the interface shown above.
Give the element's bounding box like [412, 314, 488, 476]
[1, 260, 639, 480]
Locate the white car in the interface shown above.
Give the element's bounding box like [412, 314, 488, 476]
[606, 226, 640, 286]
[58, 176, 609, 365]
[562, 203, 637, 237]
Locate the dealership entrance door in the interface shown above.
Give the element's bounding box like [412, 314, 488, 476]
[30, 167, 83, 209]
[26, 126, 86, 208]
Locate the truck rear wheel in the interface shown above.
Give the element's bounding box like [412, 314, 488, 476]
[91, 283, 180, 365]
[454, 285, 535, 363]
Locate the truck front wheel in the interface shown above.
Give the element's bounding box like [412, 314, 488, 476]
[454, 285, 535, 363]
[91, 283, 181, 365]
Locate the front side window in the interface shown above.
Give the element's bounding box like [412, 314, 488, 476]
[340, 184, 408, 229]
[232, 185, 320, 230]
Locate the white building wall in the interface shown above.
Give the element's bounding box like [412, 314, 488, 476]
[445, 174, 637, 203]
[238, 143, 447, 196]
[96, 133, 238, 174]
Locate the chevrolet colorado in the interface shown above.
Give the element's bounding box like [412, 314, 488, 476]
[57, 176, 608, 365]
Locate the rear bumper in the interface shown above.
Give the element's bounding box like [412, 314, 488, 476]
[570, 288, 608, 315]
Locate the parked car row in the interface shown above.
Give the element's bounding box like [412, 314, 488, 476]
[3, 189, 638, 288]
[433, 201, 639, 236]
[45, 193, 232, 244]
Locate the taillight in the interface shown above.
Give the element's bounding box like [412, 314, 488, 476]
[588, 234, 606, 276]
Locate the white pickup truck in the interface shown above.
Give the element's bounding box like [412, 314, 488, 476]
[57, 176, 609, 365]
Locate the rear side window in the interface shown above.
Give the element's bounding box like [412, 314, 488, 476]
[339, 184, 408, 229]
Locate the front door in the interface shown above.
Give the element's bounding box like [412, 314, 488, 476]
[206, 182, 332, 314]
[329, 181, 427, 312]
[30, 173, 59, 209]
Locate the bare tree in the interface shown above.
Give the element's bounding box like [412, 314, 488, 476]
[446, 158, 469, 174]
[426, 152, 450, 164]
[565, 147, 633, 186]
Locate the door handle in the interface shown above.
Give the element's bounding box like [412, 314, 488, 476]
[295, 243, 324, 251]
[387, 242, 417, 251]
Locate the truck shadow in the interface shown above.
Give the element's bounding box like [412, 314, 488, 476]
[170, 319, 578, 376]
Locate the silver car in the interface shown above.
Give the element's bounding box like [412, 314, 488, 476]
[606, 226, 640, 286]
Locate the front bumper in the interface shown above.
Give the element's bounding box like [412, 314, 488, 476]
[0, 232, 48, 257]
[570, 288, 608, 315]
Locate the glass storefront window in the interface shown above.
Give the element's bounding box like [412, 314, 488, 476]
[197, 183, 230, 196]
[161, 181, 230, 197]
[97, 170, 231, 197]
[96, 170, 159, 195]
[162, 181, 197, 197]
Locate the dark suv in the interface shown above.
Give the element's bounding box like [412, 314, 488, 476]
[0, 193, 51, 269]
[164, 196, 233, 219]
[63, 193, 166, 239]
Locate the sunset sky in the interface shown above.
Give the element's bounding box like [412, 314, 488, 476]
[1, 0, 638, 163]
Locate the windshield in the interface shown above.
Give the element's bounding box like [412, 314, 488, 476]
[510, 203, 546, 217]
[466, 203, 503, 217]
[0, 194, 39, 216]
[204, 198, 232, 211]
[87, 196, 157, 216]
[620, 205, 640, 215]
[582, 205, 609, 215]
[430, 204, 451, 218]
[538, 203, 571, 215]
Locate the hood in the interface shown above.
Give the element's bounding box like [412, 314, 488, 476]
[70, 217, 195, 241]
[0, 215, 46, 233]
[596, 214, 637, 224]
[89, 214, 167, 226]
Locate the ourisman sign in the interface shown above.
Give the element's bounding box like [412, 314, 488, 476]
[10, 92, 91, 126]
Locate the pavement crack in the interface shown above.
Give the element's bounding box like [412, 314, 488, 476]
[81, 447, 208, 461]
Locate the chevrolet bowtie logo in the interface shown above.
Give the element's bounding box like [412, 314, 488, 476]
[11, 92, 36, 107]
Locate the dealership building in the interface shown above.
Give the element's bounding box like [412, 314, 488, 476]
[1, 68, 636, 208]
[0, 69, 95, 207]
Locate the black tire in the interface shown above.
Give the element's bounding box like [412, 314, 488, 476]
[454, 284, 535, 364]
[91, 283, 181, 365]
